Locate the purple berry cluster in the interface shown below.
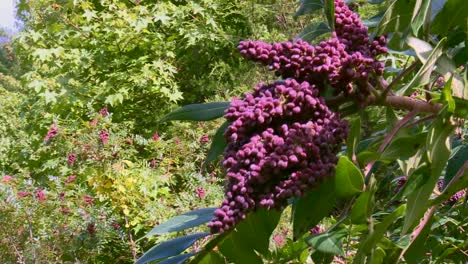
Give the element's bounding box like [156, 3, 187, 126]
[237, 0, 387, 104]
[208, 79, 348, 233]
[438, 180, 466, 205]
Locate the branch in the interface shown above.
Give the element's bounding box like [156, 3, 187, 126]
[364, 110, 419, 178]
[381, 61, 419, 98]
[369, 95, 443, 113]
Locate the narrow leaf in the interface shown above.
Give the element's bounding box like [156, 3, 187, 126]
[355, 205, 406, 259]
[441, 75, 455, 112]
[144, 208, 215, 237]
[323, 0, 335, 31]
[135, 233, 209, 264]
[294, 0, 323, 17]
[160, 102, 229, 122]
[205, 122, 229, 165]
[411, 0, 432, 36]
[347, 118, 361, 161]
[297, 22, 331, 43]
[400, 38, 446, 95]
[444, 143, 468, 186]
[374, 0, 414, 36]
[159, 252, 197, 264]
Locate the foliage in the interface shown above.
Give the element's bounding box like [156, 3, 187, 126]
[141, 0, 468, 263]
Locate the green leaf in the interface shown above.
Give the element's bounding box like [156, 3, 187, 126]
[160, 102, 230, 122]
[294, 0, 323, 17]
[307, 228, 347, 256]
[403, 214, 434, 264]
[159, 252, 197, 264]
[406, 37, 465, 98]
[347, 118, 361, 161]
[431, 0, 468, 35]
[323, 0, 335, 31]
[355, 205, 406, 259]
[218, 209, 281, 264]
[293, 177, 336, 239]
[350, 191, 372, 224]
[444, 143, 468, 187]
[392, 165, 430, 202]
[197, 251, 224, 264]
[380, 133, 426, 162]
[403, 113, 453, 233]
[334, 156, 364, 198]
[205, 121, 229, 165]
[144, 208, 215, 237]
[400, 38, 446, 95]
[135, 233, 209, 264]
[368, 0, 385, 4]
[297, 22, 331, 43]
[411, 0, 432, 36]
[441, 75, 455, 112]
[431, 162, 467, 206]
[374, 0, 414, 36]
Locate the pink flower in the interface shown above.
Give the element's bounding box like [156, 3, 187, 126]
[152, 132, 160, 141]
[61, 207, 71, 215]
[200, 134, 209, 144]
[87, 222, 96, 236]
[17, 191, 31, 198]
[309, 225, 323, 235]
[100, 130, 109, 145]
[174, 137, 181, 145]
[45, 123, 59, 141]
[66, 175, 76, 184]
[59, 192, 66, 202]
[36, 189, 46, 201]
[68, 153, 76, 166]
[111, 221, 120, 230]
[2, 175, 15, 184]
[196, 187, 206, 199]
[90, 118, 99, 127]
[272, 234, 285, 247]
[99, 107, 109, 117]
[83, 195, 94, 206]
[150, 158, 156, 169]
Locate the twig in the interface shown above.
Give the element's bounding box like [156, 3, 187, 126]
[403, 114, 437, 128]
[364, 110, 419, 178]
[381, 61, 419, 99]
[399, 206, 436, 260]
[125, 216, 138, 261]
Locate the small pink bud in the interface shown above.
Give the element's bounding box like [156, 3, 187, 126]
[68, 153, 76, 166]
[100, 130, 109, 145]
[17, 191, 31, 198]
[99, 106, 109, 117]
[66, 175, 76, 184]
[152, 132, 160, 141]
[90, 118, 98, 127]
[200, 134, 209, 144]
[196, 187, 206, 199]
[36, 189, 46, 201]
[45, 123, 59, 141]
[2, 175, 14, 184]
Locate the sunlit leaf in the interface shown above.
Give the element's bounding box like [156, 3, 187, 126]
[160, 102, 230, 122]
[135, 233, 209, 264]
